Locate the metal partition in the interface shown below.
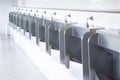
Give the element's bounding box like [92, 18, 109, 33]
[88, 30, 120, 80]
[46, 21, 65, 55]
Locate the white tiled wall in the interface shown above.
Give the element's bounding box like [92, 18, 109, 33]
[0, 0, 13, 35]
[16, 0, 120, 29]
[18, 0, 120, 10]
[14, 7, 120, 29]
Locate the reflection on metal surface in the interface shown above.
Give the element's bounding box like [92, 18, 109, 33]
[88, 30, 120, 80]
[10, 11, 112, 80]
[59, 24, 103, 80]
[35, 17, 51, 45]
[23, 15, 29, 35]
[29, 16, 36, 39]
[46, 21, 65, 55]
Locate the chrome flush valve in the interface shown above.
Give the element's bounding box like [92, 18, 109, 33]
[51, 12, 56, 20]
[86, 16, 94, 28]
[65, 14, 71, 23]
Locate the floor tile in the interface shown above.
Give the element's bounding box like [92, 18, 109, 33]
[0, 35, 47, 80]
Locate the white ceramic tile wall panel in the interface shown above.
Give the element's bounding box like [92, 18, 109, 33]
[18, 0, 120, 10]
[14, 7, 120, 29]
[0, 0, 13, 35]
[12, 0, 18, 6]
[16, 0, 120, 29]
[69, 11, 120, 29]
[18, 0, 25, 7]
[89, 0, 120, 10]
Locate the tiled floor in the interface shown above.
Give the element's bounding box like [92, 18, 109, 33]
[0, 35, 47, 80]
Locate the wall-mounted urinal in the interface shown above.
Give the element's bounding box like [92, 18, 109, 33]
[23, 14, 30, 35]
[15, 13, 20, 31]
[12, 12, 16, 29]
[34, 17, 43, 45]
[28, 15, 36, 39]
[59, 24, 103, 80]
[12, 12, 17, 29]
[9, 12, 13, 27]
[46, 20, 65, 55]
[33, 16, 51, 52]
[37, 11, 50, 43]
[9, 12, 16, 29]
[60, 24, 84, 65]
[19, 14, 24, 29]
[28, 15, 38, 44]
[59, 24, 103, 67]
[88, 29, 120, 80]
[40, 18, 51, 42]
[19, 14, 24, 34]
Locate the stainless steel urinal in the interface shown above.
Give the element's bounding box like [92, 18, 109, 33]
[60, 24, 88, 65]
[29, 15, 36, 39]
[12, 12, 17, 29]
[59, 24, 104, 80]
[35, 17, 44, 45]
[46, 20, 65, 55]
[34, 17, 51, 45]
[34, 17, 41, 45]
[15, 13, 20, 31]
[23, 14, 30, 35]
[9, 12, 13, 27]
[19, 14, 24, 29]
[9, 12, 16, 29]
[88, 29, 120, 80]
[40, 18, 51, 42]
